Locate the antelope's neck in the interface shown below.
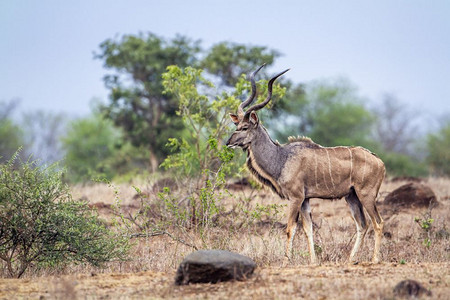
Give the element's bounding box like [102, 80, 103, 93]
[246, 126, 288, 197]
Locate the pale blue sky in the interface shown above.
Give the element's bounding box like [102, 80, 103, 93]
[1, 1, 449, 120]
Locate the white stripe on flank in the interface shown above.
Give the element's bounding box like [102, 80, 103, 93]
[314, 151, 319, 190]
[332, 148, 340, 183]
[326, 149, 335, 189]
[322, 150, 330, 191]
[348, 148, 353, 185]
[362, 150, 367, 182]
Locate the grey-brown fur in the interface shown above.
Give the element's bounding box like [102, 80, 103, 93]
[227, 66, 385, 264]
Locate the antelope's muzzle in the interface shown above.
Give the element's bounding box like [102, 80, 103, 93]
[226, 135, 238, 148]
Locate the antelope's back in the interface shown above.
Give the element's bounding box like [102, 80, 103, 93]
[280, 143, 385, 198]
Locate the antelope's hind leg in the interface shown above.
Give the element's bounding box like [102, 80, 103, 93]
[345, 189, 369, 264]
[365, 202, 384, 263]
[357, 190, 384, 263]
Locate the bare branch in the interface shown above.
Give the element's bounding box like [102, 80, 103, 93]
[129, 231, 198, 250]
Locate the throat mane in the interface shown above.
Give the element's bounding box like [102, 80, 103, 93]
[246, 148, 285, 199]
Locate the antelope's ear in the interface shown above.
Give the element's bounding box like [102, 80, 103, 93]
[229, 113, 240, 125]
[249, 111, 259, 125]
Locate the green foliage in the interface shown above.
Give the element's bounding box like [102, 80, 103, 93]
[95, 33, 199, 171]
[161, 65, 286, 177]
[269, 78, 376, 149]
[158, 65, 287, 228]
[201, 41, 280, 86]
[415, 217, 434, 231]
[0, 152, 130, 278]
[378, 151, 428, 177]
[301, 79, 375, 148]
[161, 66, 237, 177]
[61, 113, 146, 183]
[158, 187, 190, 227]
[160, 66, 238, 227]
[62, 114, 119, 182]
[426, 121, 450, 176]
[96, 33, 280, 171]
[415, 214, 435, 248]
[242, 202, 286, 226]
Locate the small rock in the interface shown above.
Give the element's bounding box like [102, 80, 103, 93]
[393, 279, 432, 298]
[384, 183, 438, 209]
[175, 250, 256, 285]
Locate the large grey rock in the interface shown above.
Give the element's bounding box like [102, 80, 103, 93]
[393, 279, 432, 298]
[175, 250, 256, 285]
[384, 183, 438, 209]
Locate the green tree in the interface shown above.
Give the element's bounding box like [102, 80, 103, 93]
[0, 152, 130, 278]
[426, 120, 450, 176]
[95, 33, 280, 172]
[269, 78, 376, 148]
[95, 33, 200, 172]
[201, 41, 280, 86]
[61, 113, 141, 182]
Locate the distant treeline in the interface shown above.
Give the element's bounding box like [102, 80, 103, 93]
[1, 32, 449, 182]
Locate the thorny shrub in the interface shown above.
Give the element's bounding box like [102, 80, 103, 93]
[0, 151, 130, 278]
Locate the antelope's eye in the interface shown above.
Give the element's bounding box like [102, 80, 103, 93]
[241, 126, 248, 131]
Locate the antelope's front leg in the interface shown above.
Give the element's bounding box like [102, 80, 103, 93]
[300, 198, 317, 264]
[285, 197, 303, 260]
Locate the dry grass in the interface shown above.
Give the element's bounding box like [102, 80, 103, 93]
[69, 176, 450, 270]
[1, 177, 449, 298]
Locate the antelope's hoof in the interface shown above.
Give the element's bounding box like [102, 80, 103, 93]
[282, 255, 292, 267]
[310, 259, 319, 266]
[371, 257, 381, 264]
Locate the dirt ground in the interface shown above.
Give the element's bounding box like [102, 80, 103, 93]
[1, 262, 448, 299]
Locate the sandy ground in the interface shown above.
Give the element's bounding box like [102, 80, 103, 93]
[1, 262, 448, 299]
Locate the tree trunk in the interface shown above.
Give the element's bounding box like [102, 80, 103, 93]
[148, 98, 162, 173]
[149, 149, 159, 173]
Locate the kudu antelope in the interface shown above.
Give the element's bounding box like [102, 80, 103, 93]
[226, 65, 385, 264]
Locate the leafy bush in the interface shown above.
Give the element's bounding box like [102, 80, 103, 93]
[159, 65, 285, 228]
[159, 66, 237, 227]
[0, 151, 130, 278]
